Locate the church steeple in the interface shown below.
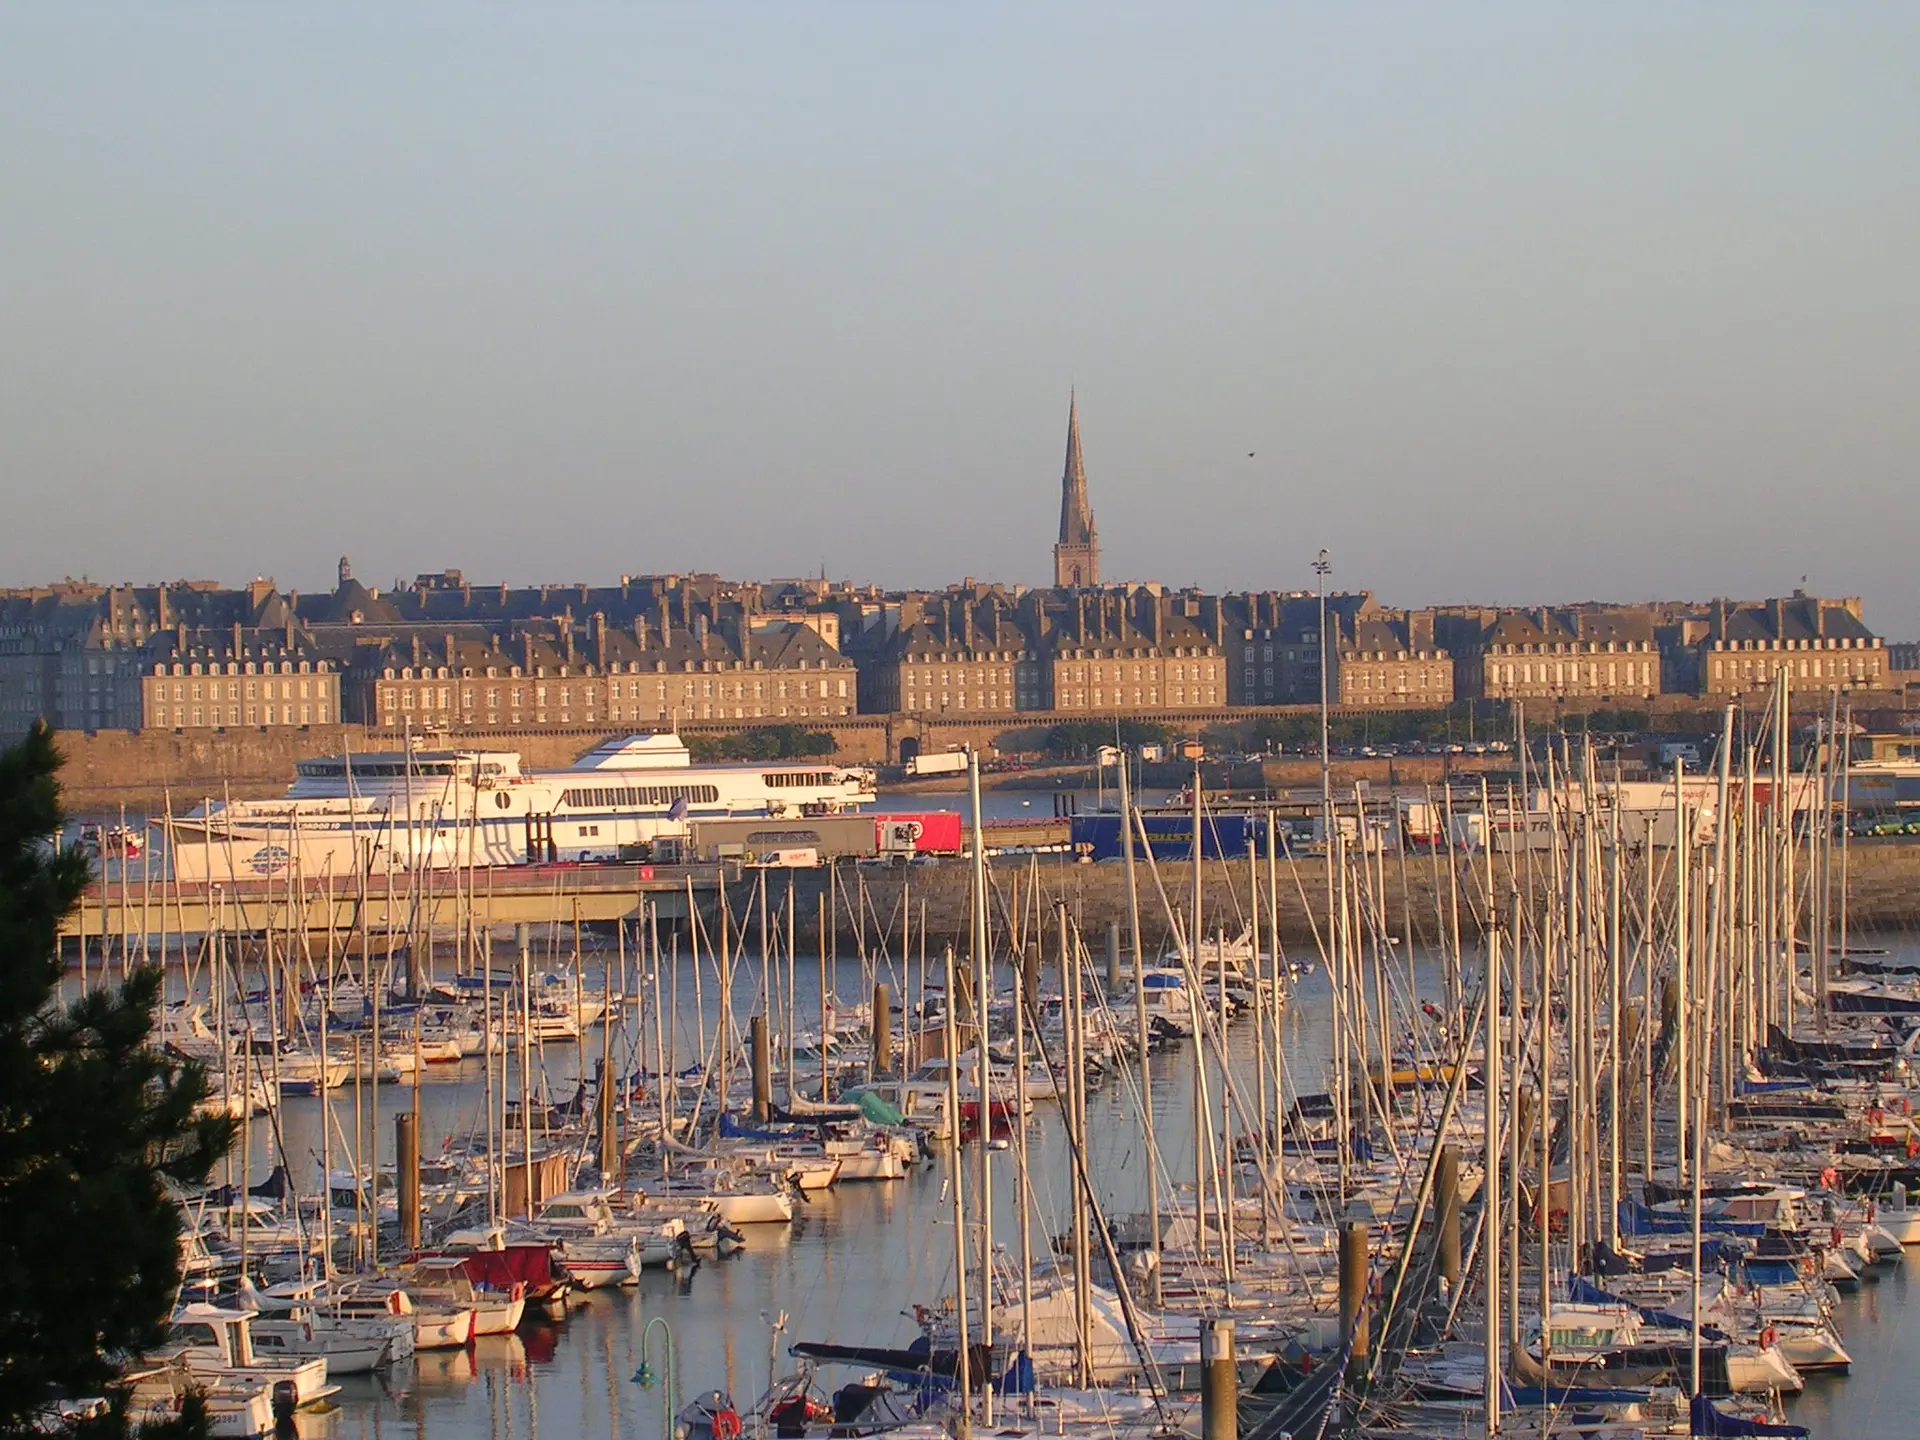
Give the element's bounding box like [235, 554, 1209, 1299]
[1052, 391, 1099, 588]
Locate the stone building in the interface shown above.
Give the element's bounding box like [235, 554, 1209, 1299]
[1687, 594, 1886, 697]
[0, 580, 295, 733]
[860, 589, 1042, 716]
[1051, 393, 1099, 589]
[1459, 607, 1661, 702]
[1040, 588, 1226, 712]
[142, 624, 341, 730]
[1333, 609, 1454, 708]
[1221, 590, 1375, 706]
[354, 612, 857, 730]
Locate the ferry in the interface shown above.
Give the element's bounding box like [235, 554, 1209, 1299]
[166, 733, 874, 882]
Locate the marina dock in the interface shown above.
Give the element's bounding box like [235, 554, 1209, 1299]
[59, 860, 716, 944]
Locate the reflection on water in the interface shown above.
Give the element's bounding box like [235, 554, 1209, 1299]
[146, 928, 1920, 1437]
[253, 949, 1358, 1440]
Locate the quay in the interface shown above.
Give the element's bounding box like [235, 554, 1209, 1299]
[59, 860, 718, 944]
[62, 827, 1920, 950]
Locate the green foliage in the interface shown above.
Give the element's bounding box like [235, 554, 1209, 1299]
[686, 725, 838, 762]
[1041, 719, 1172, 759]
[0, 723, 234, 1433]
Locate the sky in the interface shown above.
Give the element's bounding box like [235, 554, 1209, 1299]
[3, 4, 1917, 635]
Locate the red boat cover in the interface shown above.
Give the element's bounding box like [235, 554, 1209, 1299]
[435, 1245, 561, 1295]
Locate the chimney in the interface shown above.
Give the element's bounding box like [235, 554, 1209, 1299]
[593, 611, 609, 664]
[232, 621, 243, 660]
[1202, 594, 1223, 646]
[1769, 597, 1786, 639]
[157, 584, 171, 628]
[1711, 597, 1727, 640]
[411, 634, 422, 667]
[523, 632, 537, 675]
[444, 634, 456, 670]
[634, 615, 649, 651]
[961, 602, 974, 651]
[1150, 596, 1164, 647]
[693, 613, 709, 647]
[563, 626, 577, 666]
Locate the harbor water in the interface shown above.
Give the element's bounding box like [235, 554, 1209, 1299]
[174, 931, 1920, 1440]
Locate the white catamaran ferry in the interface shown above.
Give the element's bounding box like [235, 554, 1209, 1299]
[166, 733, 874, 882]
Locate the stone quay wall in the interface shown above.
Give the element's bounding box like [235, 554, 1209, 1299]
[831, 842, 1920, 954]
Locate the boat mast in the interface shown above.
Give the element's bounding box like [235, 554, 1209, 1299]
[1117, 746, 1161, 1303]
[966, 747, 994, 1424]
[941, 942, 973, 1438]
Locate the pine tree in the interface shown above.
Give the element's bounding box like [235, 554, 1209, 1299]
[0, 722, 235, 1431]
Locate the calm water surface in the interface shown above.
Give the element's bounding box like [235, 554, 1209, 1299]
[70, 829, 1920, 1440]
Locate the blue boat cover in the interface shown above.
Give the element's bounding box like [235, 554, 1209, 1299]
[1689, 1393, 1807, 1437]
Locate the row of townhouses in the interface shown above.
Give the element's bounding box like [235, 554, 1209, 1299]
[0, 401, 1905, 734]
[0, 559, 1904, 735]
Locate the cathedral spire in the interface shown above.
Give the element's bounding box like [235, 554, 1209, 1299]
[1053, 391, 1100, 588]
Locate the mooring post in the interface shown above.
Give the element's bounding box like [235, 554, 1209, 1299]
[1201, 1318, 1237, 1440]
[1339, 1221, 1370, 1361]
[1437, 1143, 1462, 1285]
[872, 982, 893, 1076]
[750, 1014, 772, 1123]
[396, 1111, 421, 1252]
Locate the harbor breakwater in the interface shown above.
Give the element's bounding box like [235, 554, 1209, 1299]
[838, 842, 1920, 951]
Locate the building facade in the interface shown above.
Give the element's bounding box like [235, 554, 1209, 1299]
[862, 590, 1042, 716]
[142, 627, 340, 730]
[1691, 595, 1887, 697]
[1333, 610, 1454, 708]
[1041, 589, 1225, 711]
[355, 614, 857, 730]
[1464, 608, 1661, 703]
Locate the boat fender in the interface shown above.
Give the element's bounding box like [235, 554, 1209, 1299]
[1830, 1225, 1844, 1249]
[1760, 1325, 1777, 1350]
[711, 1408, 743, 1440]
[1870, 1108, 1885, 1125]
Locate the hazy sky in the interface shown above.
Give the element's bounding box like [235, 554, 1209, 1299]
[4, 5, 1917, 634]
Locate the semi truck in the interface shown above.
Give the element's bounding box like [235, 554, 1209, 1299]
[905, 749, 970, 778]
